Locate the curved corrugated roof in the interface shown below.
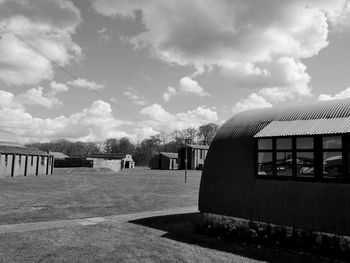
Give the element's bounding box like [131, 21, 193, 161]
[199, 98, 350, 235]
[216, 98, 350, 141]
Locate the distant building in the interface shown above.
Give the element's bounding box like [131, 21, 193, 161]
[87, 153, 135, 172]
[0, 141, 54, 178]
[178, 144, 209, 170]
[149, 152, 178, 170]
[123, 154, 135, 169]
[51, 151, 68, 160]
[54, 157, 93, 168]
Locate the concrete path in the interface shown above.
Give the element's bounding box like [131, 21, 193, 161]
[0, 206, 198, 234]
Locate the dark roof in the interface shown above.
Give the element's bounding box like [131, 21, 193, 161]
[0, 146, 52, 156]
[160, 152, 178, 159]
[88, 153, 126, 159]
[255, 117, 350, 137]
[0, 141, 25, 148]
[187, 144, 210, 150]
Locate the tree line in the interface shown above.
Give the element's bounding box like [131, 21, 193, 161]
[27, 123, 219, 166]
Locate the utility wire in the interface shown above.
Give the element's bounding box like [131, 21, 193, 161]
[0, 23, 140, 121]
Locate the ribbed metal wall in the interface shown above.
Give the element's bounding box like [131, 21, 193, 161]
[199, 99, 350, 236]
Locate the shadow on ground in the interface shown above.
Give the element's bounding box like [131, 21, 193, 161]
[130, 213, 343, 263]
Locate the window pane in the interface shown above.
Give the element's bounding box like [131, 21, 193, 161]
[258, 139, 272, 150]
[296, 137, 313, 149]
[258, 152, 273, 176]
[347, 152, 350, 176]
[276, 151, 293, 176]
[346, 136, 350, 149]
[276, 138, 292, 150]
[323, 136, 342, 149]
[323, 152, 343, 178]
[296, 152, 314, 177]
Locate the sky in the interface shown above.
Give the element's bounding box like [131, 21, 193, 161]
[1, 0, 350, 143]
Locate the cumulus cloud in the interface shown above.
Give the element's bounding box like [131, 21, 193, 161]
[13, 81, 69, 108]
[0, 90, 129, 142]
[50, 81, 69, 93]
[93, 0, 350, 103]
[179, 76, 209, 96]
[140, 103, 218, 131]
[67, 78, 105, 90]
[0, 0, 82, 86]
[17, 87, 61, 108]
[162, 76, 209, 101]
[123, 87, 148, 106]
[232, 93, 273, 115]
[319, 87, 350, 101]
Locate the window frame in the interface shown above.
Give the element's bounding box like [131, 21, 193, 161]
[255, 134, 350, 183]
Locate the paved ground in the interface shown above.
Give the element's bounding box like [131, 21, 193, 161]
[0, 206, 198, 234]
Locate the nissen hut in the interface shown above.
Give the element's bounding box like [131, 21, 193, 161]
[199, 99, 350, 236]
[0, 141, 54, 178]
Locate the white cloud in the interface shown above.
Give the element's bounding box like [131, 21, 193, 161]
[162, 76, 209, 101]
[319, 87, 350, 101]
[0, 0, 82, 86]
[140, 103, 175, 122]
[50, 81, 69, 93]
[162, 86, 177, 102]
[0, 88, 218, 143]
[232, 93, 273, 115]
[67, 78, 105, 90]
[93, 0, 350, 102]
[17, 87, 61, 108]
[179, 76, 209, 97]
[123, 87, 148, 106]
[139, 103, 218, 131]
[14, 81, 69, 109]
[0, 90, 129, 142]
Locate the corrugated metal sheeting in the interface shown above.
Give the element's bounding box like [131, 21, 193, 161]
[255, 117, 350, 137]
[0, 146, 52, 156]
[199, 98, 350, 236]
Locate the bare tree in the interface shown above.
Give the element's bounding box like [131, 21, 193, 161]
[198, 123, 219, 145]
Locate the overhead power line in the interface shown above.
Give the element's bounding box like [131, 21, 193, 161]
[0, 23, 140, 121]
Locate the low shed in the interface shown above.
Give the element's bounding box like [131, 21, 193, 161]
[178, 144, 209, 170]
[0, 141, 53, 178]
[199, 99, 350, 236]
[149, 152, 178, 170]
[87, 153, 135, 172]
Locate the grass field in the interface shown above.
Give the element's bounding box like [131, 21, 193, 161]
[0, 167, 201, 224]
[0, 167, 343, 262]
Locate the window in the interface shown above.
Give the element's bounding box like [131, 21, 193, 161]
[257, 138, 273, 176]
[322, 136, 343, 179]
[276, 138, 292, 176]
[296, 137, 314, 177]
[199, 149, 203, 159]
[41, 156, 45, 166]
[256, 135, 350, 182]
[30, 156, 34, 166]
[5, 155, 8, 166]
[258, 139, 272, 150]
[18, 155, 21, 166]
